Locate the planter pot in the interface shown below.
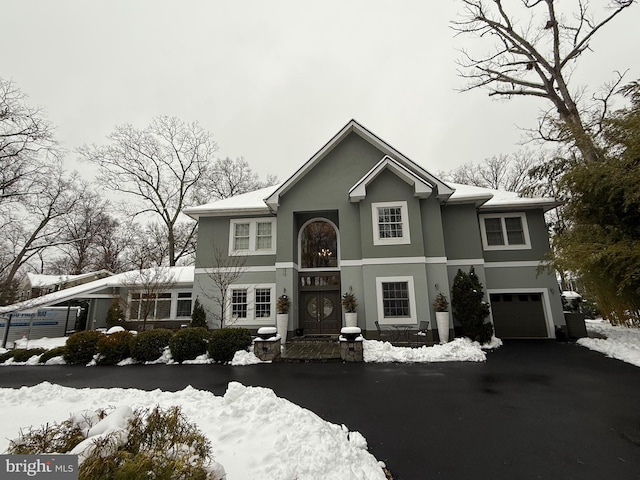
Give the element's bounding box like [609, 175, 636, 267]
[276, 313, 289, 344]
[435, 311, 450, 344]
[344, 312, 358, 328]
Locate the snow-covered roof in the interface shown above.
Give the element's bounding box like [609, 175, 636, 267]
[447, 183, 561, 212]
[183, 184, 279, 219]
[25, 270, 114, 288]
[1, 266, 194, 315]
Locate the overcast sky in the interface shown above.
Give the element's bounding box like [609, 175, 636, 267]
[4, 1, 639, 183]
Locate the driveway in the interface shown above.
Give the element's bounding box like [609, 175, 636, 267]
[1, 340, 639, 479]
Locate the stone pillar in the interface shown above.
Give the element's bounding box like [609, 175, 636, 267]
[339, 326, 364, 362]
[253, 326, 281, 361]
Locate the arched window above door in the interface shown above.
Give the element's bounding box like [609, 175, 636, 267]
[300, 220, 338, 269]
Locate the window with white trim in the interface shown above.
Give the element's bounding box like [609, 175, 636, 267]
[226, 284, 276, 324]
[479, 213, 531, 250]
[176, 292, 193, 317]
[376, 276, 417, 324]
[372, 201, 410, 245]
[129, 292, 172, 320]
[229, 218, 276, 255]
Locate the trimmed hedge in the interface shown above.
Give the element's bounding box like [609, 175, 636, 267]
[168, 327, 211, 363]
[130, 329, 174, 363]
[12, 348, 46, 363]
[39, 346, 67, 364]
[96, 331, 134, 365]
[0, 351, 14, 363]
[64, 330, 104, 365]
[208, 328, 252, 363]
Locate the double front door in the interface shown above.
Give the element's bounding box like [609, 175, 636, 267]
[300, 291, 340, 335]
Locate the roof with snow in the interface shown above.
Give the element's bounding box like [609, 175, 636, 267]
[1, 266, 194, 316]
[25, 270, 114, 288]
[184, 119, 560, 218]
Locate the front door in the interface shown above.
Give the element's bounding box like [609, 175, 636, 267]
[301, 291, 340, 335]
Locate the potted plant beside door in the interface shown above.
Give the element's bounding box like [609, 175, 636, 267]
[276, 291, 291, 343]
[342, 287, 358, 328]
[433, 292, 450, 344]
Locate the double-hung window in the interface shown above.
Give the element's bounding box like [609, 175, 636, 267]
[376, 276, 417, 324]
[229, 218, 276, 255]
[227, 284, 275, 324]
[479, 213, 531, 250]
[372, 201, 410, 245]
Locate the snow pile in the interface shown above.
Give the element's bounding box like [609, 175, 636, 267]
[0, 382, 386, 480]
[12, 336, 67, 351]
[230, 349, 265, 365]
[363, 337, 496, 363]
[578, 319, 640, 367]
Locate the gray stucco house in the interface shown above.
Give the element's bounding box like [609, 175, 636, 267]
[185, 120, 565, 340]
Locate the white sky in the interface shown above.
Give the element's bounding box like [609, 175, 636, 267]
[3, 1, 639, 183]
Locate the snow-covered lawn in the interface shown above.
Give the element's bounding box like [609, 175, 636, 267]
[579, 319, 640, 367]
[0, 382, 387, 480]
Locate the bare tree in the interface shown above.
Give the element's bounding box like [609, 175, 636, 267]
[453, 0, 635, 162]
[196, 243, 247, 328]
[0, 78, 57, 207]
[120, 267, 176, 332]
[439, 150, 543, 193]
[206, 157, 279, 200]
[79, 116, 218, 266]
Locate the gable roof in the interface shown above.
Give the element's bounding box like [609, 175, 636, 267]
[264, 119, 455, 212]
[349, 155, 434, 202]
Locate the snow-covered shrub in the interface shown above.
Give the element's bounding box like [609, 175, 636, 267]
[64, 330, 104, 365]
[0, 351, 14, 363]
[12, 348, 46, 363]
[169, 327, 211, 363]
[39, 346, 67, 363]
[208, 327, 252, 363]
[8, 406, 221, 480]
[96, 330, 134, 365]
[130, 328, 174, 362]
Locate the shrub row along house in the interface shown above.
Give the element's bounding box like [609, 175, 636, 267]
[0, 120, 565, 342]
[184, 120, 565, 340]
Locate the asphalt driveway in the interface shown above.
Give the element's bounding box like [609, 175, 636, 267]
[1, 340, 639, 480]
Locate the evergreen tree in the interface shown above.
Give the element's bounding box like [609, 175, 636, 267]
[105, 301, 125, 329]
[554, 80, 640, 325]
[190, 298, 208, 328]
[451, 267, 493, 344]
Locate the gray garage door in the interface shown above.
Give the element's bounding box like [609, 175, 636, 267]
[489, 293, 548, 338]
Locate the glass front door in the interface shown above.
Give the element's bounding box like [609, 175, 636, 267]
[301, 291, 340, 335]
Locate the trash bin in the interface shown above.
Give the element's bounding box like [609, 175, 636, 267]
[564, 312, 587, 339]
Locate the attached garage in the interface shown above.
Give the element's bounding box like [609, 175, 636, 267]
[489, 292, 550, 338]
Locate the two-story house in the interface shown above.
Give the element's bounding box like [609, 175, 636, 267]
[185, 120, 565, 340]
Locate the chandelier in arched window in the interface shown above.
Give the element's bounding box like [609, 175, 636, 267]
[300, 220, 338, 269]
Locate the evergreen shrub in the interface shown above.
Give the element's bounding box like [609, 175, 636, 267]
[0, 351, 14, 363]
[63, 330, 104, 365]
[451, 267, 493, 344]
[190, 298, 208, 328]
[208, 328, 252, 363]
[130, 328, 174, 362]
[96, 330, 134, 365]
[12, 348, 46, 363]
[168, 327, 211, 363]
[39, 346, 67, 363]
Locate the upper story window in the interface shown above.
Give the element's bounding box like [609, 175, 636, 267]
[372, 201, 410, 245]
[479, 213, 531, 250]
[229, 218, 276, 255]
[299, 219, 338, 269]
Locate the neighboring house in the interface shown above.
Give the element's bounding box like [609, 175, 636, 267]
[1, 267, 195, 338]
[185, 120, 565, 339]
[21, 270, 114, 300]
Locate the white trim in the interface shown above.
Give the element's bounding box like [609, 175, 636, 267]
[275, 262, 299, 270]
[195, 266, 275, 274]
[341, 256, 447, 267]
[372, 201, 411, 246]
[447, 258, 485, 266]
[484, 261, 542, 268]
[298, 218, 340, 271]
[225, 283, 276, 326]
[487, 288, 555, 338]
[375, 276, 417, 325]
[229, 218, 277, 256]
[479, 213, 531, 251]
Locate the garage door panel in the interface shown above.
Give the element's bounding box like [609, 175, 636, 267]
[490, 293, 548, 338]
